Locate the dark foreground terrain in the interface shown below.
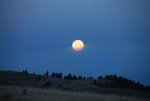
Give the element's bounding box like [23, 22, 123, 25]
[0, 85, 149, 101]
[0, 71, 150, 101]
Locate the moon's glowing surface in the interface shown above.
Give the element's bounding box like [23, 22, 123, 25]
[72, 40, 84, 51]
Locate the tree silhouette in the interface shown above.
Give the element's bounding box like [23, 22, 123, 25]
[72, 75, 77, 80]
[98, 76, 103, 79]
[44, 71, 49, 77]
[58, 73, 62, 78]
[48, 72, 149, 90]
[50, 72, 62, 78]
[83, 76, 86, 80]
[64, 74, 72, 80]
[89, 76, 94, 80]
[78, 76, 83, 80]
[23, 70, 28, 74]
[51, 72, 55, 78]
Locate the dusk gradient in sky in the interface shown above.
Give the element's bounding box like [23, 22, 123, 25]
[0, 0, 150, 85]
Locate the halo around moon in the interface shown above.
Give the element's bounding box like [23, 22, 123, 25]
[72, 40, 84, 51]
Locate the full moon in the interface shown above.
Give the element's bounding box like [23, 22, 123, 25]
[72, 40, 84, 51]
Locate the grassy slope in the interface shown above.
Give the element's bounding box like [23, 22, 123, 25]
[1, 71, 150, 99]
[0, 86, 149, 101]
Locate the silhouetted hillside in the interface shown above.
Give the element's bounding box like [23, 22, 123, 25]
[0, 70, 150, 99]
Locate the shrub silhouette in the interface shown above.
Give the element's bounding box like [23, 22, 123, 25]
[23, 89, 28, 95]
[42, 81, 52, 87]
[3, 93, 12, 100]
[98, 82, 102, 87]
[93, 80, 97, 85]
[145, 85, 150, 91]
[36, 76, 42, 81]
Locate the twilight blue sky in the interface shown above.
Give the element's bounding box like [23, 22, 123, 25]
[0, 0, 150, 85]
